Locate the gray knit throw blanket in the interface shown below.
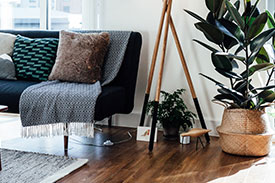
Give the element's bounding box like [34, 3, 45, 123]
[20, 31, 131, 138]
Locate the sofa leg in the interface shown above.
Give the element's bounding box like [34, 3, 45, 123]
[64, 123, 69, 156]
[108, 116, 112, 127]
[64, 136, 68, 156]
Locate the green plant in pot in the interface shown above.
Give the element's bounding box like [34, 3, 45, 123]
[185, 0, 275, 156]
[146, 89, 196, 139]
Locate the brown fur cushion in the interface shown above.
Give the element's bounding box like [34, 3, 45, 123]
[49, 31, 110, 83]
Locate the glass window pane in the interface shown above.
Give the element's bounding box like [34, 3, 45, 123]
[0, 0, 40, 29]
[51, 0, 82, 30]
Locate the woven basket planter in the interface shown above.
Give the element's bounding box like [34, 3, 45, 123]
[217, 109, 274, 156]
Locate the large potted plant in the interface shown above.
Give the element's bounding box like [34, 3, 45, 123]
[185, 0, 275, 156]
[146, 89, 196, 139]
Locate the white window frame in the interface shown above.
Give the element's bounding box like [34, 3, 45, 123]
[267, 0, 275, 13]
[40, 0, 90, 30]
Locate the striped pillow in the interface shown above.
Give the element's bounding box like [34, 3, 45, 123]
[12, 35, 59, 81]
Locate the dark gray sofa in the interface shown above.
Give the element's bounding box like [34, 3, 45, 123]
[0, 30, 142, 122]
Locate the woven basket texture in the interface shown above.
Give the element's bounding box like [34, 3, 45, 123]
[219, 109, 269, 134]
[217, 109, 274, 156]
[217, 127, 273, 156]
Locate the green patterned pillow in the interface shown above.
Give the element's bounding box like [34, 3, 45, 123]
[12, 35, 59, 81]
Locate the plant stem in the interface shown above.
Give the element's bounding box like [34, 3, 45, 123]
[230, 78, 234, 89]
[266, 68, 274, 86]
[245, 45, 249, 99]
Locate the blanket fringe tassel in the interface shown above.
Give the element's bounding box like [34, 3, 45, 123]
[21, 122, 94, 138]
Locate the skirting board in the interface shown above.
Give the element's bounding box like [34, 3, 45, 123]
[95, 112, 221, 137]
[96, 112, 275, 142]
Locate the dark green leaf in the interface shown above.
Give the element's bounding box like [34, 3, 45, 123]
[258, 90, 275, 103]
[247, 51, 259, 65]
[252, 85, 275, 92]
[217, 87, 245, 103]
[235, 45, 244, 55]
[217, 19, 245, 43]
[215, 52, 245, 61]
[242, 63, 275, 77]
[199, 73, 223, 86]
[215, 68, 242, 79]
[214, 94, 236, 101]
[266, 10, 275, 28]
[218, 0, 227, 19]
[184, 9, 208, 23]
[224, 0, 240, 20]
[225, 0, 245, 30]
[206, 12, 215, 25]
[205, 0, 223, 14]
[250, 28, 275, 53]
[195, 22, 224, 44]
[231, 59, 239, 69]
[247, 12, 268, 40]
[215, 20, 240, 48]
[234, 80, 256, 95]
[193, 39, 219, 52]
[256, 47, 270, 64]
[246, 0, 260, 24]
[211, 53, 233, 71]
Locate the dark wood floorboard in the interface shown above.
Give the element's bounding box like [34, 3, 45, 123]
[1, 125, 273, 183]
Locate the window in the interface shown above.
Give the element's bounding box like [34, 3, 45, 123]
[0, 0, 40, 29]
[0, 0, 83, 30]
[267, 0, 275, 13]
[50, 0, 82, 30]
[63, 6, 70, 13]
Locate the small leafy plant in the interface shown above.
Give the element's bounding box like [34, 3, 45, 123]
[146, 89, 196, 131]
[185, 0, 275, 110]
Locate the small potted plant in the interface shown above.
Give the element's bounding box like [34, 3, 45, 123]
[146, 89, 196, 139]
[185, 0, 275, 156]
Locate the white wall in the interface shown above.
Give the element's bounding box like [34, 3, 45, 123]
[91, 0, 269, 137]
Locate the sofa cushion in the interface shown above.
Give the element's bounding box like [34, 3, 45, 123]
[0, 80, 39, 113]
[49, 31, 110, 84]
[0, 54, 17, 80]
[0, 32, 16, 56]
[12, 35, 59, 81]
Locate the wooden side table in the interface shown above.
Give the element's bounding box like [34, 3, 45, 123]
[0, 105, 8, 171]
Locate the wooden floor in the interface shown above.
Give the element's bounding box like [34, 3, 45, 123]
[1, 113, 275, 183]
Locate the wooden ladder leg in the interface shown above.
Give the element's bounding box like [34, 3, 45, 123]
[139, 0, 168, 127]
[149, 0, 173, 152]
[169, 16, 210, 143]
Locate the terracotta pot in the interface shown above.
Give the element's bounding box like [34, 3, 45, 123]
[217, 109, 274, 156]
[163, 126, 179, 140]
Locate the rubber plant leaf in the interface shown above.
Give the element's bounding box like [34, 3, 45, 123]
[250, 28, 275, 53]
[247, 12, 268, 40]
[266, 10, 275, 28]
[225, 0, 245, 30]
[184, 9, 208, 23]
[256, 47, 270, 64]
[258, 90, 275, 103]
[205, 0, 223, 14]
[224, 0, 240, 21]
[215, 68, 243, 79]
[193, 39, 219, 52]
[195, 22, 224, 44]
[215, 52, 245, 61]
[211, 53, 233, 71]
[241, 63, 274, 78]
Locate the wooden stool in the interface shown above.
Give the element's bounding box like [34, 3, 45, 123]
[181, 128, 211, 150]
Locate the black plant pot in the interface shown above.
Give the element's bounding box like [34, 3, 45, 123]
[163, 126, 180, 140]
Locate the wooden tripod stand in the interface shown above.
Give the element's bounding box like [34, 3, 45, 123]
[139, 0, 210, 151]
